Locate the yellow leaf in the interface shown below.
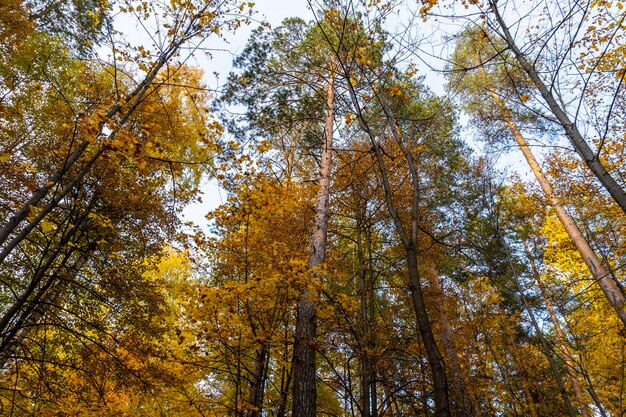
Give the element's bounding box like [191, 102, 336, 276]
[41, 220, 53, 233]
[519, 94, 530, 102]
[0, 153, 9, 162]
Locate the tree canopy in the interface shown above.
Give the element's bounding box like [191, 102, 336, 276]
[1, 0, 626, 416]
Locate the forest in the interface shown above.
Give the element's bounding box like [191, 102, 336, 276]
[1, 0, 626, 415]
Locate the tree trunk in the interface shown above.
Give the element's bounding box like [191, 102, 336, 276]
[343, 73, 451, 416]
[357, 212, 380, 417]
[489, 0, 626, 216]
[406, 249, 450, 417]
[490, 90, 626, 327]
[292, 74, 335, 417]
[246, 346, 269, 417]
[367, 228, 378, 417]
[276, 338, 292, 417]
[523, 241, 596, 417]
[423, 258, 477, 417]
[357, 217, 372, 417]
[0, 249, 90, 368]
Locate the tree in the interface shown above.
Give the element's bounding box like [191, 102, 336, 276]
[420, 0, 626, 216]
[0, 0, 251, 268]
[321, 24, 459, 416]
[450, 26, 626, 329]
[0, 4, 240, 410]
[221, 14, 348, 415]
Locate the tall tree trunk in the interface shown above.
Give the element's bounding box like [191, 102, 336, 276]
[523, 241, 597, 417]
[357, 212, 379, 417]
[423, 258, 477, 417]
[343, 71, 451, 417]
[489, 90, 626, 327]
[276, 335, 292, 417]
[357, 215, 372, 417]
[405, 249, 450, 417]
[489, 1, 626, 215]
[292, 74, 335, 417]
[367, 227, 378, 417]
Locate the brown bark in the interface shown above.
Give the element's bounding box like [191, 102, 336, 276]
[246, 347, 269, 417]
[342, 69, 450, 416]
[381, 104, 451, 417]
[423, 258, 478, 417]
[406, 250, 450, 417]
[358, 218, 372, 417]
[276, 338, 292, 417]
[357, 212, 379, 417]
[292, 74, 335, 417]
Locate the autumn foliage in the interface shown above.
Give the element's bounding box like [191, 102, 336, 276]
[1, 1, 626, 416]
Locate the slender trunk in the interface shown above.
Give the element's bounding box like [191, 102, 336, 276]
[276, 336, 292, 417]
[0, 250, 90, 368]
[582, 369, 610, 417]
[0, 238, 74, 338]
[357, 217, 371, 417]
[343, 72, 450, 416]
[490, 90, 626, 327]
[423, 258, 477, 417]
[406, 250, 450, 417]
[503, 328, 540, 417]
[523, 241, 596, 417]
[380, 99, 451, 416]
[0, 7, 208, 264]
[246, 346, 269, 417]
[292, 74, 335, 417]
[358, 212, 380, 417]
[489, 1, 626, 215]
[367, 228, 378, 417]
